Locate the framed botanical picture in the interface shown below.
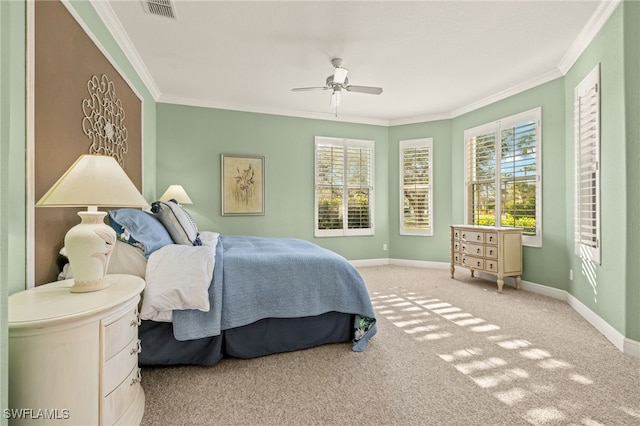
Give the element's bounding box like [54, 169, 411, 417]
[221, 154, 265, 215]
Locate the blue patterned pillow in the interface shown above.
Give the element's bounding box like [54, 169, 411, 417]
[108, 209, 174, 258]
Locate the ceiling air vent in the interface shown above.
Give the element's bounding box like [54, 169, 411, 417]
[142, 0, 177, 19]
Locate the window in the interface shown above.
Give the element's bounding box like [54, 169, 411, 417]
[574, 65, 600, 264]
[400, 138, 433, 236]
[464, 108, 542, 247]
[314, 136, 374, 237]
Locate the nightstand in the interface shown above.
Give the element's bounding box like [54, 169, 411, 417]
[8, 274, 145, 425]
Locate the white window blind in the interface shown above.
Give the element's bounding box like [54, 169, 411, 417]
[574, 64, 600, 264]
[315, 137, 374, 237]
[400, 138, 433, 236]
[464, 108, 542, 247]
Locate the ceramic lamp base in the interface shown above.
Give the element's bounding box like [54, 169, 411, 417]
[65, 210, 116, 293]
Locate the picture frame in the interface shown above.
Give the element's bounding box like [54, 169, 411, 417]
[221, 154, 265, 216]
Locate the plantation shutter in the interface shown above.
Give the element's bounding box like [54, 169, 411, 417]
[400, 138, 433, 236]
[500, 118, 538, 236]
[466, 126, 497, 227]
[316, 142, 344, 231]
[315, 137, 374, 237]
[574, 65, 600, 264]
[346, 144, 372, 230]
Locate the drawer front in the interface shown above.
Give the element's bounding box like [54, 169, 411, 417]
[453, 229, 461, 240]
[485, 245, 498, 259]
[103, 338, 141, 395]
[485, 232, 498, 245]
[453, 241, 460, 252]
[485, 260, 498, 273]
[462, 243, 484, 257]
[104, 306, 139, 361]
[462, 255, 484, 270]
[103, 367, 142, 425]
[460, 230, 484, 243]
[453, 253, 462, 265]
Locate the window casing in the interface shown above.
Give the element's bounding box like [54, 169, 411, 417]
[400, 138, 433, 236]
[464, 108, 542, 247]
[574, 65, 600, 264]
[314, 136, 374, 237]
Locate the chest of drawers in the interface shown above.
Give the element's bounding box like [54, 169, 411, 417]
[450, 225, 522, 292]
[8, 274, 145, 425]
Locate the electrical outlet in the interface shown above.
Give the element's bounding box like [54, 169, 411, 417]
[383, 244, 388, 251]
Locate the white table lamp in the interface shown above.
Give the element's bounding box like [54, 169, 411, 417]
[159, 184, 193, 205]
[36, 155, 148, 292]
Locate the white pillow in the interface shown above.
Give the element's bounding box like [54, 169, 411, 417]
[140, 243, 216, 322]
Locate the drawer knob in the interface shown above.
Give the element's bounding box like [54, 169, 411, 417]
[130, 339, 142, 355]
[130, 312, 142, 327]
[476, 235, 481, 241]
[130, 368, 142, 386]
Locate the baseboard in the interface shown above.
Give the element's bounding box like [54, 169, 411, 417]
[388, 258, 450, 269]
[352, 260, 640, 359]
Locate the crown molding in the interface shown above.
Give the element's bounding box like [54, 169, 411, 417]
[89, 0, 162, 100]
[158, 95, 391, 126]
[558, 0, 621, 74]
[89, 0, 620, 127]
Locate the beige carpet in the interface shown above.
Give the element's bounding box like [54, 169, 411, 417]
[140, 266, 640, 425]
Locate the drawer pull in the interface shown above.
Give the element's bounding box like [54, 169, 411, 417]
[130, 339, 142, 355]
[130, 368, 142, 386]
[130, 312, 142, 327]
[476, 235, 481, 241]
[476, 248, 481, 254]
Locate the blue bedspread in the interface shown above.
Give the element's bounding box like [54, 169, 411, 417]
[172, 235, 377, 351]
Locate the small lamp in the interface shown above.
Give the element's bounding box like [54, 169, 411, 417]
[36, 155, 148, 293]
[159, 184, 193, 205]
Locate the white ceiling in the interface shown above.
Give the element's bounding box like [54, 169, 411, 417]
[95, 0, 615, 125]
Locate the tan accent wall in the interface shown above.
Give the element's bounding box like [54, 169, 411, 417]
[34, 0, 142, 285]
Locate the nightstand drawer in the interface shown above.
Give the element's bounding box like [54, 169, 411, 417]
[104, 338, 141, 395]
[103, 366, 142, 425]
[104, 306, 139, 361]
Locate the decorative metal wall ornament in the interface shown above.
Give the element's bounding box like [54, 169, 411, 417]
[82, 74, 128, 166]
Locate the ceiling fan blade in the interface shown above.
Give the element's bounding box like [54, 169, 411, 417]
[345, 85, 383, 95]
[291, 86, 329, 92]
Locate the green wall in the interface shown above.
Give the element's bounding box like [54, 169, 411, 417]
[564, 4, 627, 334]
[387, 119, 453, 263]
[623, 0, 640, 342]
[156, 104, 390, 261]
[1, 1, 26, 420]
[450, 78, 568, 290]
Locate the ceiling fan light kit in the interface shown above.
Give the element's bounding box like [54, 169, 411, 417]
[292, 58, 383, 116]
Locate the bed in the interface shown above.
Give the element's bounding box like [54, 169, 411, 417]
[93, 204, 378, 366]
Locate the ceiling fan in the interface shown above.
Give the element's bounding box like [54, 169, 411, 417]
[291, 58, 383, 115]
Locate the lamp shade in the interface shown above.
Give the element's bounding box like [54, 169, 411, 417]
[36, 154, 148, 208]
[159, 184, 193, 205]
